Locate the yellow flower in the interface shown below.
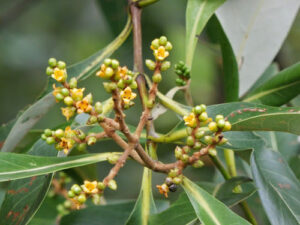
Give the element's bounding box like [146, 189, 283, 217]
[120, 87, 136, 104]
[61, 107, 75, 121]
[70, 88, 85, 101]
[116, 66, 128, 80]
[59, 137, 74, 154]
[183, 113, 197, 128]
[156, 184, 169, 198]
[96, 64, 106, 78]
[81, 181, 98, 194]
[52, 84, 62, 97]
[64, 126, 76, 138]
[154, 46, 169, 61]
[76, 98, 92, 114]
[52, 68, 67, 82]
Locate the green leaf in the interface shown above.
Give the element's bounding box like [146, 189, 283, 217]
[242, 62, 300, 106]
[185, 0, 225, 67]
[61, 202, 135, 225]
[182, 177, 251, 225]
[207, 16, 239, 102]
[251, 148, 300, 225]
[0, 152, 121, 182]
[1, 16, 132, 153]
[125, 168, 157, 225]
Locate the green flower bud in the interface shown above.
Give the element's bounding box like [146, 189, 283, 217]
[68, 190, 75, 198]
[46, 66, 54, 76]
[204, 136, 213, 144]
[77, 143, 87, 152]
[104, 58, 112, 66]
[46, 137, 55, 145]
[55, 143, 63, 151]
[124, 75, 133, 84]
[145, 59, 156, 70]
[159, 36, 167, 46]
[130, 81, 138, 89]
[48, 58, 57, 67]
[56, 204, 67, 215]
[175, 69, 182, 75]
[218, 137, 228, 145]
[57, 61, 66, 69]
[77, 194, 86, 204]
[198, 112, 208, 122]
[165, 41, 173, 51]
[223, 121, 232, 131]
[186, 136, 195, 146]
[103, 82, 112, 93]
[152, 73, 162, 83]
[161, 61, 171, 71]
[193, 160, 204, 168]
[64, 200, 72, 209]
[97, 114, 105, 122]
[208, 148, 217, 156]
[87, 136, 97, 146]
[175, 78, 185, 86]
[64, 96, 74, 106]
[215, 115, 224, 122]
[193, 142, 202, 150]
[199, 104, 206, 112]
[76, 129, 86, 140]
[111, 59, 119, 69]
[85, 93, 93, 104]
[181, 154, 189, 163]
[61, 88, 69, 96]
[195, 130, 205, 139]
[151, 39, 160, 49]
[88, 115, 98, 124]
[41, 134, 47, 140]
[107, 154, 119, 164]
[44, 128, 52, 137]
[174, 146, 183, 159]
[54, 129, 64, 138]
[193, 105, 203, 115]
[208, 122, 218, 132]
[108, 179, 117, 191]
[217, 119, 225, 129]
[172, 176, 182, 184]
[94, 102, 103, 114]
[168, 168, 179, 178]
[92, 194, 101, 205]
[55, 93, 64, 101]
[69, 77, 77, 88]
[98, 182, 106, 190]
[182, 146, 190, 154]
[117, 79, 125, 89]
[105, 67, 114, 78]
[71, 184, 82, 195]
[165, 177, 173, 186]
[186, 127, 193, 135]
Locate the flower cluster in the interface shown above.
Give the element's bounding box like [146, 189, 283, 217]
[156, 168, 183, 197]
[174, 61, 190, 86]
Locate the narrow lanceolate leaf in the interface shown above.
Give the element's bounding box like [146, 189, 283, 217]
[125, 168, 157, 225]
[182, 177, 250, 225]
[251, 148, 300, 225]
[185, 0, 225, 68]
[0, 152, 121, 182]
[216, 0, 300, 95]
[1, 16, 132, 153]
[242, 62, 300, 106]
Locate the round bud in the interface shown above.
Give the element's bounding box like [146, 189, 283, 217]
[108, 179, 117, 191]
[55, 93, 64, 101]
[117, 79, 125, 89]
[124, 75, 133, 84]
[208, 148, 217, 156]
[165, 177, 173, 186]
[77, 143, 87, 152]
[71, 184, 82, 195]
[76, 129, 86, 140]
[215, 115, 224, 122]
[130, 81, 138, 89]
[223, 121, 232, 131]
[199, 104, 206, 112]
[145, 59, 156, 71]
[193, 142, 202, 150]
[61, 88, 69, 96]
[98, 182, 106, 190]
[54, 129, 64, 138]
[46, 66, 54, 76]
[44, 129, 52, 137]
[48, 58, 57, 67]
[56, 204, 66, 215]
[181, 154, 189, 163]
[103, 82, 112, 93]
[55, 143, 63, 151]
[186, 136, 195, 146]
[151, 39, 160, 49]
[161, 61, 171, 71]
[152, 73, 162, 83]
[64, 200, 72, 209]
[168, 168, 179, 178]
[69, 77, 77, 88]
[92, 194, 101, 205]
[198, 112, 208, 122]
[208, 122, 218, 132]
[111, 59, 119, 69]
[94, 102, 103, 114]
[186, 127, 193, 135]
[182, 146, 190, 154]
[172, 176, 182, 184]
[217, 119, 225, 129]
[87, 136, 97, 146]
[107, 154, 119, 164]
[46, 137, 55, 145]
[204, 136, 213, 144]
[193, 105, 202, 115]
[104, 58, 112, 66]
[88, 115, 98, 124]
[77, 194, 87, 204]
[159, 36, 168, 46]
[57, 61, 66, 69]
[176, 78, 185, 86]
[64, 96, 74, 106]
[218, 137, 228, 145]
[41, 134, 47, 140]
[174, 146, 183, 159]
[195, 130, 205, 139]
[175, 69, 182, 75]
[68, 190, 75, 198]
[97, 114, 105, 122]
[105, 67, 114, 78]
[193, 160, 204, 168]
[165, 41, 173, 51]
[169, 183, 177, 192]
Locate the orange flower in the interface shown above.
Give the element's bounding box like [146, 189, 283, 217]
[116, 66, 128, 80]
[59, 137, 74, 154]
[156, 184, 169, 198]
[70, 88, 84, 101]
[61, 107, 75, 121]
[76, 98, 92, 114]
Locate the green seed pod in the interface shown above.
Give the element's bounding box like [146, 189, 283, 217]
[107, 154, 119, 164]
[55, 93, 64, 101]
[46, 137, 55, 145]
[223, 121, 232, 131]
[168, 168, 179, 178]
[64, 96, 74, 106]
[175, 78, 184, 86]
[108, 179, 117, 191]
[195, 130, 205, 139]
[215, 114, 224, 122]
[94, 101, 103, 114]
[193, 160, 204, 168]
[193, 142, 202, 150]
[69, 77, 77, 88]
[104, 58, 112, 66]
[204, 136, 213, 144]
[217, 119, 225, 129]
[161, 61, 171, 71]
[41, 134, 47, 140]
[145, 59, 156, 70]
[186, 136, 195, 146]
[208, 122, 218, 132]
[44, 128, 52, 137]
[77, 143, 87, 152]
[208, 148, 217, 156]
[174, 146, 183, 159]
[172, 176, 182, 184]
[71, 184, 82, 195]
[97, 114, 105, 122]
[193, 105, 202, 115]
[151, 39, 160, 49]
[54, 129, 64, 138]
[48, 58, 57, 67]
[117, 79, 125, 89]
[68, 190, 75, 198]
[77, 194, 87, 204]
[105, 67, 114, 78]
[111, 59, 119, 69]
[46, 66, 54, 76]
[198, 112, 208, 122]
[61, 88, 69, 96]
[57, 61, 66, 69]
[159, 36, 168, 46]
[98, 182, 106, 190]
[124, 75, 133, 84]
[165, 41, 173, 51]
[152, 73, 162, 83]
[87, 136, 97, 146]
[130, 81, 138, 89]
[181, 154, 189, 163]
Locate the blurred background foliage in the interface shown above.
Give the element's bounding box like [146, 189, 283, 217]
[0, 0, 299, 222]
